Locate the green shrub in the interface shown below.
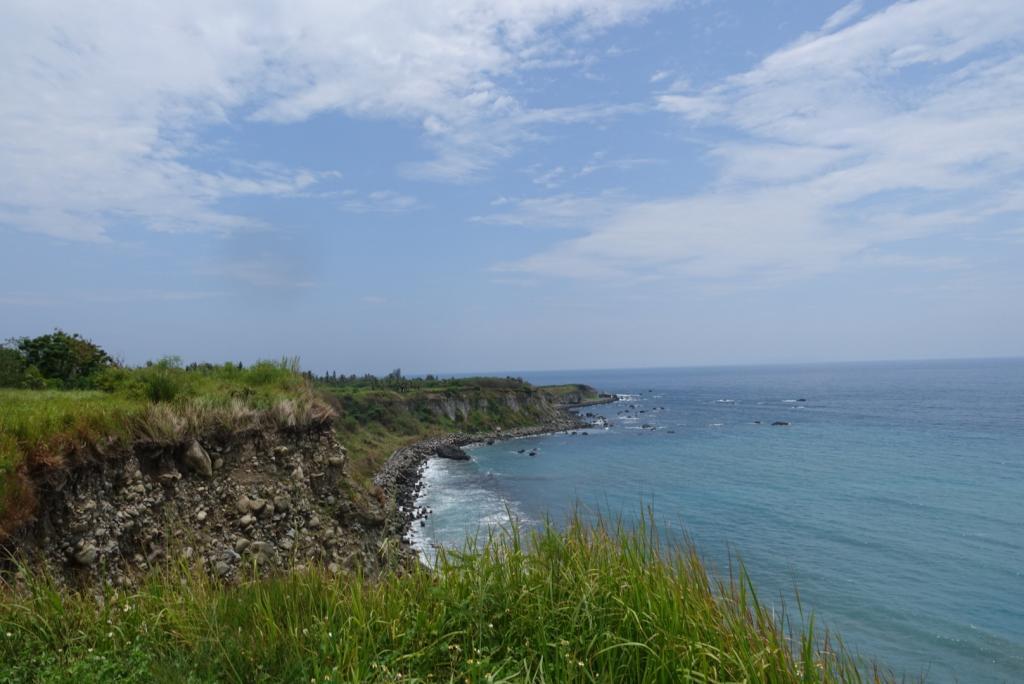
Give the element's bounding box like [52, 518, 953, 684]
[22, 366, 49, 390]
[140, 370, 181, 403]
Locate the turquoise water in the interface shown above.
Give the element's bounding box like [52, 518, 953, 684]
[412, 359, 1024, 682]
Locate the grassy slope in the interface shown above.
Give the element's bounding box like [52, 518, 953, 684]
[0, 515, 893, 684]
[0, 362, 326, 534]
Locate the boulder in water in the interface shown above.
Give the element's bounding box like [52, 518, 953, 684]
[436, 444, 470, 461]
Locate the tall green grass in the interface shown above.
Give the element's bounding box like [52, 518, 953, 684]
[0, 514, 899, 683]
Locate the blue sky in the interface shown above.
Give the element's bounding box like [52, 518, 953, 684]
[2, 0, 1023, 373]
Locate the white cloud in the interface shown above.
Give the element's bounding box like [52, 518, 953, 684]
[509, 0, 1024, 284]
[579, 156, 663, 177]
[533, 166, 567, 188]
[0, 0, 670, 241]
[821, 1, 865, 33]
[474, 191, 627, 229]
[523, 152, 662, 189]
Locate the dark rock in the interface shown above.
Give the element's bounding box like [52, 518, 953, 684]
[183, 440, 213, 478]
[435, 444, 470, 461]
[73, 544, 99, 566]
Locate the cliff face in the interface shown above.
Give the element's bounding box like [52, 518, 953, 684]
[2, 383, 608, 588]
[325, 386, 567, 438]
[420, 390, 559, 422]
[4, 425, 391, 589]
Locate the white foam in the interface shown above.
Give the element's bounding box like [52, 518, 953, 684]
[409, 459, 535, 566]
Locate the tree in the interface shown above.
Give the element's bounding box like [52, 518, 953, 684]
[12, 329, 113, 388]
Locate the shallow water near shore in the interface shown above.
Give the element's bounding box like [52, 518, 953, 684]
[411, 359, 1024, 683]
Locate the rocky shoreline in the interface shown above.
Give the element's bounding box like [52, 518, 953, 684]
[374, 398, 615, 551]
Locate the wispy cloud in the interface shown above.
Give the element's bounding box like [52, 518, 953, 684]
[0, 1, 672, 242]
[526, 152, 662, 188]
[340, 190, 420, 213]
[474, 191, 628, 229]
[505, 0, 1024, 284]
[821, 0, 864, 33]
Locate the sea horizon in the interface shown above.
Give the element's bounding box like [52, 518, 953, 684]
[433, 354, 1024, 382]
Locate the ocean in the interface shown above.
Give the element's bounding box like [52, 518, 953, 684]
[410, 359, 1024, 682]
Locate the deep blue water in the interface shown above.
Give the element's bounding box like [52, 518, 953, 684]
[411, 359, 1024, 682]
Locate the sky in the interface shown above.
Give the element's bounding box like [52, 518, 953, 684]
[2, 0, 1023, 374]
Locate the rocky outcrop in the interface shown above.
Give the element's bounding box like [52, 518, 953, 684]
[3, 427, 388, 589]
[183, 440, 213, 478]
[435, 444, 470, 461]
[374, 407, 594, 545]
[539, 384, 618, 409]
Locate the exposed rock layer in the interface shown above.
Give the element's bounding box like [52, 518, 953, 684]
[3, 427, 389, 589]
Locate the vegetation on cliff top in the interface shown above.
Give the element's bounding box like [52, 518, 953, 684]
[0, 332, 328, 534]
[0, 514, 896, 683]
[0, 331, 586, 533]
